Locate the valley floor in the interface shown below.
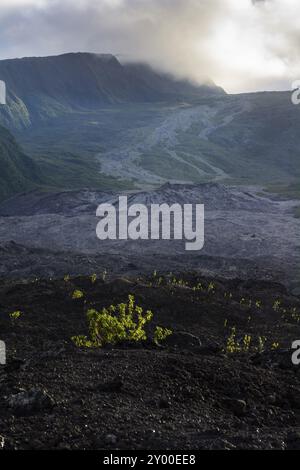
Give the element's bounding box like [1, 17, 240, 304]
[0, 183, 299, 293]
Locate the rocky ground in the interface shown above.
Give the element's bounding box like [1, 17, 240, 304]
[0, 272, 300, 450]
[0, 183, 299, 293]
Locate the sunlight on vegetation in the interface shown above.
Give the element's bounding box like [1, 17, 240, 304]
[154, 326, 173, 345]
[72, 295, 172, 348]
[72, 289, 85, 300]
[9, 310, 22, 320]
[225, 327, 271, 354]
[90, 273, 97, 284]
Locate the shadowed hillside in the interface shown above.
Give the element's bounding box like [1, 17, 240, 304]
[0, 53, 224, 130]
[0, 53, 298, 193]
[0, 125, 40, 201]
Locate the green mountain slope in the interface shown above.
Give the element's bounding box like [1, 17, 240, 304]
[0, 53, 224, 130]
[0, 125, 40, 201]
[0, 53, 298, 194]
[205, 92, 300, 183]
[15, 92, 300, 192]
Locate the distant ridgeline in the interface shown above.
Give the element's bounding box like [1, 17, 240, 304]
[0, 52, 299, 202]
[0, 52, 224, 130]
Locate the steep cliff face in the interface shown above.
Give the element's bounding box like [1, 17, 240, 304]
[0, 52, 224, 129]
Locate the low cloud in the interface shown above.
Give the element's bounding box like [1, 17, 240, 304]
[0, 0, 299, 92]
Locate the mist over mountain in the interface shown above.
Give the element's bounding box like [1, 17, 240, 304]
[0, 52, 299, 204]
[0, 52, 224, 130]
[1, 1, 300, 453]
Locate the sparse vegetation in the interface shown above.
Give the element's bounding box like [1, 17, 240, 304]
[1, 272, 299, 450]
[72, 295, 172, 348]
[72, 289, 84, 300]
[225, 327, 272, 355]
[9, 310, 22, 321]
[90, 273, 97, 284]
[153, 326, 173, 345]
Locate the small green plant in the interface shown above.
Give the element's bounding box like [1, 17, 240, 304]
[225, 328, 268, 354]
[226, 327, 240, 354]
[72, 335, 94, 348]
[90, 273, 97, 284]
[207, 282, 215, 293]
[193, 283, 203, 292]
[72, 295, 172, 348]
[151, 272, 164, 286]
[72, 289, 84, 300]
[9, 310, 22, 321]
[243, 334, 252, 352]
[169, 276, 188, 288]
[64, 274, 70, 282]
[224, 292, 232, 299]
[226, 329, 252, 353]
[290, 307, 300, 323]
[257, 336, 267, 353]
[154, 326, 172, 345]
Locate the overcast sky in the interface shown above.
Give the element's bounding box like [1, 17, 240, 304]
[0, 0, 299, 93]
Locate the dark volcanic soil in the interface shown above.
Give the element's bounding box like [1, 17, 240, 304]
[0, 273, 300, 450]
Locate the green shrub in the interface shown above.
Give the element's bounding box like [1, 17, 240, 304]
[72, 295, 172, 348]
[154, 326, 172, 345]
[72, 289, 84, 300]
[9, 310, 22, 320]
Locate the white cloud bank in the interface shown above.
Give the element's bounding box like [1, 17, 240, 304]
[0, 0, 299, 93]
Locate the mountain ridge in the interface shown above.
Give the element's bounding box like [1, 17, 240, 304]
[0, 52, 224, 129]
